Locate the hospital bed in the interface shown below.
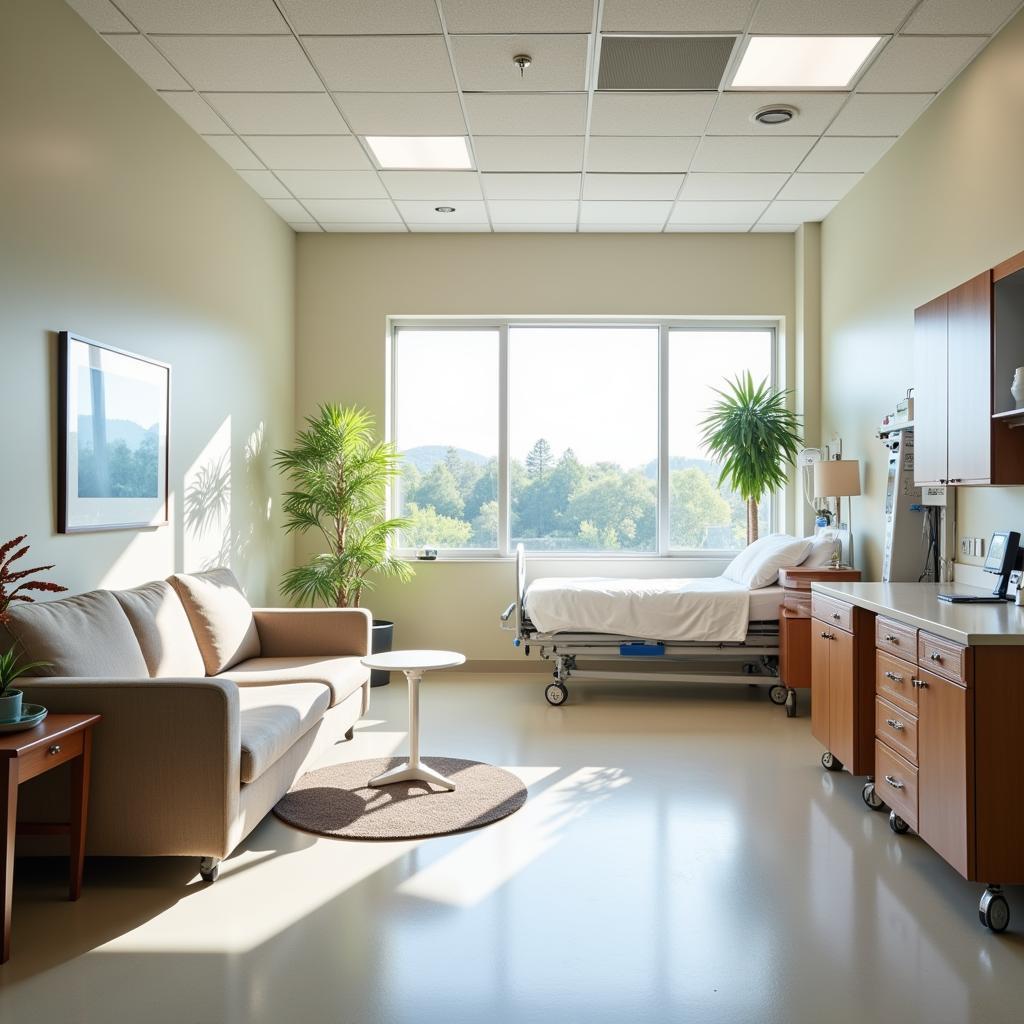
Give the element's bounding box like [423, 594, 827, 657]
[500, 544, 795, 715]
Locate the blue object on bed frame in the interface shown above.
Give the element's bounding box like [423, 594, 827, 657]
[620, 642, 665, 656]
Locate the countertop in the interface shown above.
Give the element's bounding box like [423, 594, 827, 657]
[809, 581, 1024, 646]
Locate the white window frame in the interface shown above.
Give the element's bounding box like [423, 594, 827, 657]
[388, 316, 781, 560]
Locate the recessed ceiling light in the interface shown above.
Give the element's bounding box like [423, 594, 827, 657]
[364, 136, 473, 170]
[435, 206, 456, 213]
[731, 36, 882, 89]
[753, 104, 797, 125]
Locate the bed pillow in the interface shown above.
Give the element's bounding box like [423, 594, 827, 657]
[724, 534, 813, 590]
[802, 530, 843, 567]
[722, 534, 789, 583]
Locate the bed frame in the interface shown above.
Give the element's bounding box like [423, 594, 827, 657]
[500, 544, 796, 715]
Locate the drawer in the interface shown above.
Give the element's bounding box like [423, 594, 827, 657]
[783, 592, 812, 616]
[876, 616, 918, 661]
[875, 740, 919, 831]
[875, 696, 918, 765]
[811, 594, 853, 634]
[918, 631, 970, 686]
[17, 730, 84, 784]
[875, 649, 918, 715]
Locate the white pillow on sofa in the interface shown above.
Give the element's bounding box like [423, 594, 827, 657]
[723, 534, 813, 590]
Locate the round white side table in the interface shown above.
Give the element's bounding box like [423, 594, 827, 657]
[360, 649, 465, 791]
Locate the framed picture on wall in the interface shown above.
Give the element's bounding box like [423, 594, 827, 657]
[58, 331, 170, 533]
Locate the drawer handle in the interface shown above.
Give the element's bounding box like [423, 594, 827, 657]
[930, 651, 942, 661]
[884, 633, 897, 642]
[832, 612, 842, 620]
[820, 631, 836, 640]
[884, 774, 905, 790]
[884, 671, 903, 683]
[48, 744, 62, 756]
[885, 718, 905, 731]
[912, 677, 928, 689]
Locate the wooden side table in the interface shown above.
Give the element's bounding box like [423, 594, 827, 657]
[1, 712, 100, 963]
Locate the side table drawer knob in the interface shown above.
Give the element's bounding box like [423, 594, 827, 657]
[48, 744, 62, 755]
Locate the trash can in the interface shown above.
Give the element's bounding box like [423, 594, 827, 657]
[370, 619, 394, 687]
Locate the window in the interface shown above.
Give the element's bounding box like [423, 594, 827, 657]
[392, 320, 777, 556]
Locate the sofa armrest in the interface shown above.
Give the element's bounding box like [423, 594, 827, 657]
[252, 607, 372, 659]
[17, 676, 240, 859]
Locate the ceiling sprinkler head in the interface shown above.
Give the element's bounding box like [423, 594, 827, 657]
[435, 206, 456, 213]
[752, 104, 797, 125]
[513, 54, 532, 78]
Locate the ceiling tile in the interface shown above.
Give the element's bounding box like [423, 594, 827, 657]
[441, 0, 594, 33]
[751, 0, 916, 33]
[491, 224, 577, 232]
[276, 170, 388, 198]
[583, 174, 683, 200]
[321, 223, 408, 232]
[482, 173, 582, 200]
[380, 171, 482, 200]
[826, 93, 934, 136]
[708, 92, 846, 136]
[243, 135, 373, 170]
[679, 172, 787, 200]
[776, 172, 862, 201]
[473, 136, 585, 171]
[302, 36, 455, 92]
[800, 136, 895, 172]
[204, 93, 349, 134]
[203, 134, 264, 168]
[666, 223, 752, 232]
[580, 201, 672, 224]
[334, 93, 465, 134]
[590, 93, 717, 136]
[279, 0, 441, 34]
[407, 222, 491, 232]
[290, 223, 324, 232]
[304, 198, 402, 222]
[266, 198, 315, 222]
[579, 223, 663, 232]
[670, 200, 767, 223]
[65, 0, 135, 32]
[114, 0, 288, 32]
[751, 223, 797, 232]
[904, 0, 1022, 35]
[103, 35, 189, 90]
[760, 199, 838, 223]
[152, 36, 321, 92]
[857, 36, 987, 93]
[236, 169, 291, 199]
[159, 92, 230, 134]
[586, 136, 698, 172]
[691, 136, 815, 172]
[451, 35, 589, 92]
[601, 0, 757, 33]
[486, 200, 578, 223]
[395, 200, 490, 223]
[465, 93, 588, 135]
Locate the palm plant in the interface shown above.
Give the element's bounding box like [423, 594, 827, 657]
[274, 404, 413, 608]
[700, 372, 803, 544]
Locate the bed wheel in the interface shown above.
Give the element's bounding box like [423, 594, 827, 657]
[889, 811, 911, 835]
[545, 682, 568, 706]
[821, 751, 843, 772]
[768, 683, 788, 706]
[980, 888, 1011, 933]
[862, 782, 886, 811]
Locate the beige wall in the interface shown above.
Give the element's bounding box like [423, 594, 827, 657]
[821, 11, 1024, 580]
[296, 232, 799, 660]
[0, 0, 295, 604]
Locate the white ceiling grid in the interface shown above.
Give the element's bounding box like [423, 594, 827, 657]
[65, 0, 1023, 233]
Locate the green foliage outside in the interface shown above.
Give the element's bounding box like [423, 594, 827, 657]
[78, 431, 159, 498]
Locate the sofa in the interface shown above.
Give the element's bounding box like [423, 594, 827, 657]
[0, 567, 371, 880]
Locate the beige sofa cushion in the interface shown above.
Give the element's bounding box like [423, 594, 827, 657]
[169, 568, 260, 675]
[238, 682, 331, 784]
[4, 590, 149, 678]
[218, 655, 368, 708]
[113, 581, 206, 678]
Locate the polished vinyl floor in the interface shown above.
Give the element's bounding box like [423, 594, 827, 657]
[1, 674, 1022, 1024]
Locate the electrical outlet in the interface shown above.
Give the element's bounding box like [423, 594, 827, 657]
[961, 536, 985, 557]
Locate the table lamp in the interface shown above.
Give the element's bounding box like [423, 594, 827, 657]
[813, 458, 862, 567]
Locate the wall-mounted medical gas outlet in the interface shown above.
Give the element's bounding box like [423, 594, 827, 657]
[961, 537, 986, 557]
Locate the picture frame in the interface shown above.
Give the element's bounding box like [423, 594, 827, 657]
[58, 332, 170, 533]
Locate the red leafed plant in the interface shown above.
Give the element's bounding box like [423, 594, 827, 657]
[0, 535, 68, 626]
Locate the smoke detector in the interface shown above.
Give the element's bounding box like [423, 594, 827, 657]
[752, 104, 798, 125]
[434, 206, 456, 213]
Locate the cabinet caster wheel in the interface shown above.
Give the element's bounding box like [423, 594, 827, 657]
[889, 811, 911, 835]
[768, 683, 788, 706]
[979, 889, 1010, 933]
[821, 751, 843, 772]
[545, 682, 568, 706]
[862, 782, 886, 811]
[199, 857, 220, 883]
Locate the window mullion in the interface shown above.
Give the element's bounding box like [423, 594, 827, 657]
[498, 324, 510, 556]
[657, 324, 670, 556]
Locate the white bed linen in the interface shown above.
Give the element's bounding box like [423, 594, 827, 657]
[748, 584, 784, 622]
[525, 576, 752, 642]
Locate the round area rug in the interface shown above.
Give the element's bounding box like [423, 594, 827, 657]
[273, 757, 528, 840]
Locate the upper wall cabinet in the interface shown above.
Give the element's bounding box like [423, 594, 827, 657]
[914, 259, 1024, 487]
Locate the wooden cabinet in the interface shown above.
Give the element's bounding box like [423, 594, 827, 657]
[914, 292, 949, 486]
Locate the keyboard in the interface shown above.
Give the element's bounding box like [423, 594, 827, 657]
[938, 594, 1005, 603]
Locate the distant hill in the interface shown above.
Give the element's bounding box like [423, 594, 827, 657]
[401, 445, 491, 473]
[77, 416, 158, 451]
[642, 456, 720, 480]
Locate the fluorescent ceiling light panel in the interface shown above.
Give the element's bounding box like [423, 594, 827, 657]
[731, 36, 882, 89]
[364, 136, 472, 170]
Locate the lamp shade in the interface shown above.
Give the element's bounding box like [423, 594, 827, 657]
[814, 459, 861, 498]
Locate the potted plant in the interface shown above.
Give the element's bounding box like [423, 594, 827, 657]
[274, 404, 413, 686]
[700, 372, 803, 544]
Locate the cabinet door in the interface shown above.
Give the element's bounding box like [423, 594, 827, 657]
[811, 620, 831, 749]
[918, 671, 974, 879]
[828, 628, 855, 767]
[947, 271, 992, 484]
[913, 293, 949, 485]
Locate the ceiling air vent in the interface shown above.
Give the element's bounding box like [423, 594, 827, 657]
[597, 35, 736, 91]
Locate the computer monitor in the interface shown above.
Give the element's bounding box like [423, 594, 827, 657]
[984, 530, 1020, 598]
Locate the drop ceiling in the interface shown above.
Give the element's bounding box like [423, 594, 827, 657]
[66, 0, 1024, 234]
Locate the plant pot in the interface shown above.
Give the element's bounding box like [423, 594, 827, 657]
[370, 619, 394, 687]
[0, 688, 23, 724]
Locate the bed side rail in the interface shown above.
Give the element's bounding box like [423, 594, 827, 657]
[499, 543, 528, 645]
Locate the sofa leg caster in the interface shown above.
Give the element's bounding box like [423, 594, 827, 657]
[345, 725, 355, 741]
[199, 857, 220, 883]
